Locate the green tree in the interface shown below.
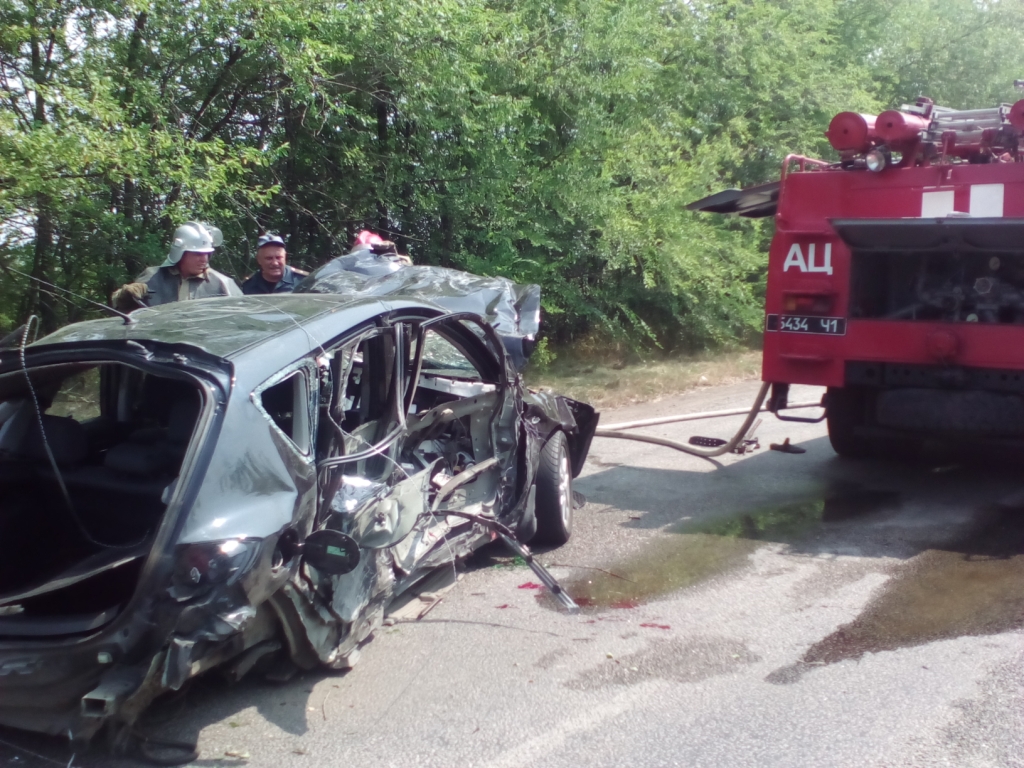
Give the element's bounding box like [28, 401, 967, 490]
[2, 0, 1023, 351]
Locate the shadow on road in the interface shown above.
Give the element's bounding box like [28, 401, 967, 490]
[0, 654, 334, 767]
[570, 434, 1024, 679]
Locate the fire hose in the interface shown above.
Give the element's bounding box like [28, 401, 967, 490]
[593, 382, 822, 458]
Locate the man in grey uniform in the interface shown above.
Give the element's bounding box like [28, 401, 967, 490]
[241, 233, 308, 295]
[112, 221, 242, 311]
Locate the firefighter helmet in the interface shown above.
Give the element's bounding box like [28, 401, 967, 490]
[161, 222, 224, 267]
[353, 230, 385, 248]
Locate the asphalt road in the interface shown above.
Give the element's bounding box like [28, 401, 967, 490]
[4, 380, 1024, 767]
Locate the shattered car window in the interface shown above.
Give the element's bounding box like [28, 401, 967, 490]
[256, 370, 311, 454]
[421, 330, 483, 380]
[46, 367, 102, 421]
[335, 331, 399, 467]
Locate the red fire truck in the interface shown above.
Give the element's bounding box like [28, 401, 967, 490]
[688, 94, 1024, 457]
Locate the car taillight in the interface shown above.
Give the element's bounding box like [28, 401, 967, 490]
[168, 538, 260, 601]
[782, 293, 834, 315]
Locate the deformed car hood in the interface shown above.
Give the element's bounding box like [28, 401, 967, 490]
[296, 258, 541, 371]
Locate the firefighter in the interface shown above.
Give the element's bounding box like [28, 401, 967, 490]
[111, 221, 242, 311]
[350, 230, 413, 265]
[241, 233, 308, 295]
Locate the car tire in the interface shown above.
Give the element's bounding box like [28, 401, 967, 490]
[826, 386, 872, 459]
[533, 430, 573, 546]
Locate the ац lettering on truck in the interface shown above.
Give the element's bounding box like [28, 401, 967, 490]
[689, 92, 1024, 457]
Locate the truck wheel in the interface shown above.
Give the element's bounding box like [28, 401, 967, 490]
[533, 431, 573, 546]
[826, 387, 871, 458]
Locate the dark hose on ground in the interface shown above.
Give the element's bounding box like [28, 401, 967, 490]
[593, 381, 773, 458]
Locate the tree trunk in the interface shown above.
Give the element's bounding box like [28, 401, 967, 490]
[375, 94, 389, 233]
[26, 25, 58, 331]
[26, 195, 58, 332]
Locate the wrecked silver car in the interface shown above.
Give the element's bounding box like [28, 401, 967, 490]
[0, 280, 596, 749]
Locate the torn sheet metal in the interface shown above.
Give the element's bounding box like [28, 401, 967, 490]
[297, 260, 541, 371]
[335, 465, 434, 549]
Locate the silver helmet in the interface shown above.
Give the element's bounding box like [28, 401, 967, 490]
[161, 221, 224, 267]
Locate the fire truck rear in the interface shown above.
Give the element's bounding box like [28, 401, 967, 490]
[689, 92, 1024, 457]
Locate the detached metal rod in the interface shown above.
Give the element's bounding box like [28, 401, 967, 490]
[933, 107, 1004, 119]
[428, 509, 579, 614]
[498, 534, 579, 614]
[600, 397, 822, 431]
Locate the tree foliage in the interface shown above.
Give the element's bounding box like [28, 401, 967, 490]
[2, 0, 1023, 347]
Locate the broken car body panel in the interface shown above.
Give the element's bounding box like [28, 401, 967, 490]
[296, 260, 542, 371]
[0, 289, 595, 742]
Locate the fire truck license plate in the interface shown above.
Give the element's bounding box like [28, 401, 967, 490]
[766, 314, 846, 335]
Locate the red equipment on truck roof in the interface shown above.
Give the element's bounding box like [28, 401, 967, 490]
[689, 92, 1024, 457]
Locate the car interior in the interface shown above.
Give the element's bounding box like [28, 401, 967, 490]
[0, 363, 202, 636]
[315, 321, 506, 543]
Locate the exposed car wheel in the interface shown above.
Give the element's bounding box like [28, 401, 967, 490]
[826, 386, 872, 458]
[533, 431, 573, 546]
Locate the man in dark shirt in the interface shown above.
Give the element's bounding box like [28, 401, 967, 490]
[241, 233, 308, 295]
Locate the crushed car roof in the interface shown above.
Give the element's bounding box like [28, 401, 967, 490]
[297, 260, 541, 370]
[28, 294, 419, 360]
[31, 262, 542, 370]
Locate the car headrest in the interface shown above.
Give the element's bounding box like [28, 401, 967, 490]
[166, 396, 200, 445]
[139, 375, 198, 423]
[0, 400, 32, 456]
[23, 414, 88, 466]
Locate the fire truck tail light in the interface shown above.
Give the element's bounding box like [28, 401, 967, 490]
[783, 293, 834, 315]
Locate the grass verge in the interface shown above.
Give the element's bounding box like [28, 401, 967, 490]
[525, 347, 762, 410]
